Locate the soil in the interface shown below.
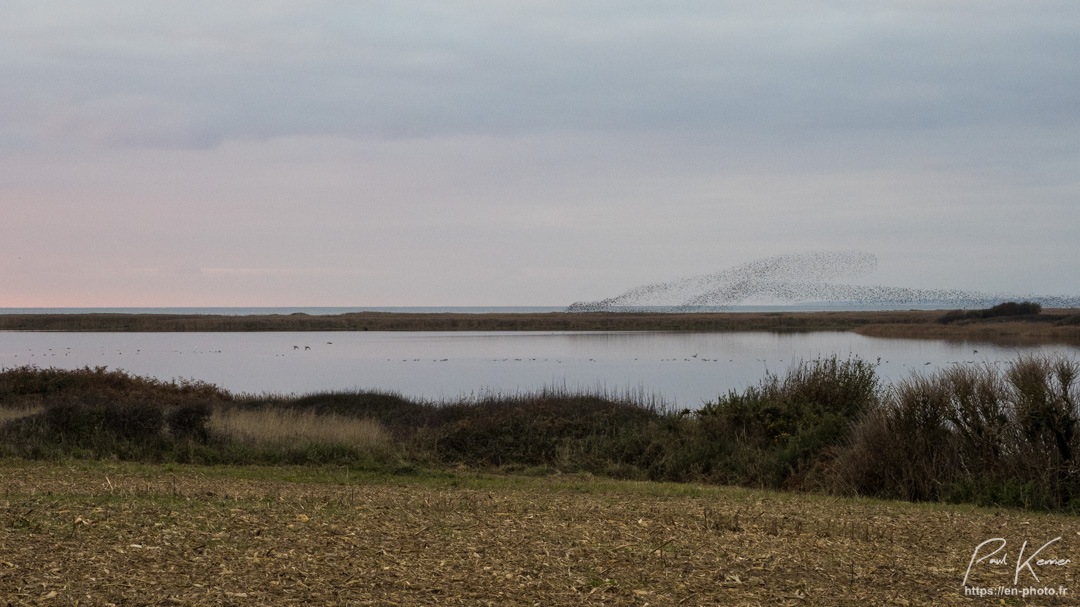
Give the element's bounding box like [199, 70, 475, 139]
[1, 460, 1076, 605]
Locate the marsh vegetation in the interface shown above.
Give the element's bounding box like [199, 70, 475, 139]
[0, 308, 946, 332]
[2, 352, 1078, 513]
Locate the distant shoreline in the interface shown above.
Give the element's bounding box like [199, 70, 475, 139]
[1, 309, 1079, 343]
[0, 303, 981, 315]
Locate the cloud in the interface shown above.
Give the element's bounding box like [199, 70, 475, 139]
[4, 1, 1079, 150]
[1, 2, 1078, 306]
[199, 267, 343, 276]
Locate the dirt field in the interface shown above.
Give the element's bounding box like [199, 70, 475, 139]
[1, 460, 1076, 605]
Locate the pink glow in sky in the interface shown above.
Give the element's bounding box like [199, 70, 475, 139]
[4, 2, 1079, 306]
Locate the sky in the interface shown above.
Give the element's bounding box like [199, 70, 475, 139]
[3, 1, 1079, 307]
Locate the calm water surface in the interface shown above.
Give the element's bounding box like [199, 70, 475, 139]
[2, 331, 1078, 407]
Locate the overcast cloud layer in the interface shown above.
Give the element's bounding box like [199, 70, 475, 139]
[3, 1, 1079, 306]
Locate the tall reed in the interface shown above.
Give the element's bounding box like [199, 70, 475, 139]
[210, 408, 391, 452]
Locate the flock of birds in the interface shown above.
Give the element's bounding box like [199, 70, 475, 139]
[567, 250, 1080, 312]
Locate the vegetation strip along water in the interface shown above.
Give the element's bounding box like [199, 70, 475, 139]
[3, 350, 1080, 513]
[2, 306, 1079, 343]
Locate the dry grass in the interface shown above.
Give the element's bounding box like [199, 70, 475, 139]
[210, 408, 390, 451]
[855, 321, 1080, 343]
[0, 405, 41, 427]
[0, 460, 1077, 606]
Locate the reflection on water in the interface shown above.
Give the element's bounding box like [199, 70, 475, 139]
[2, 331, 1078, 408]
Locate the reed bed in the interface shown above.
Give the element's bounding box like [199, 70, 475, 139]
[0, 404, 41, 426]
[855, 321, 1080, 342]
[0, 309, 953, 332]
[4, 308, 1079, 347]
[210, 407, 391, 451]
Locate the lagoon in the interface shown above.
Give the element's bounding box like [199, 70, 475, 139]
[2, 330, 1078, 407]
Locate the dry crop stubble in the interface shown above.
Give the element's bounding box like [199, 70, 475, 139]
[1, 461, 1076, 605]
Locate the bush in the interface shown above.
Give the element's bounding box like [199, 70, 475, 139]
[834, 355, 1080, 511]
[3, 399, 169, 460]
[102, 401, 166, 444]
[417, 393, 664, 470]
[0, 365, 230, 408]
[167, 402, 212, 443]
[0, 367, 229, 460]
[938, 301, 1042, 324]
[696, 356, 880, 489]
